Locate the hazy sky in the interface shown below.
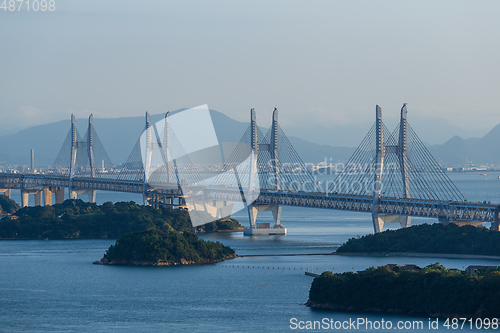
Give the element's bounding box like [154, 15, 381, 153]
[1, 0, 499, 146]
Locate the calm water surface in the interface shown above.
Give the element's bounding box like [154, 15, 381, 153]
[1, 172, 500, 332]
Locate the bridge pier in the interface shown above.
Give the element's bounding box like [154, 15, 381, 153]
[19, 187, 65, 207]
[492, 207, 500, 231]
[43, 187, 52, 206]
[211, 200, 234, 220]
[70, 189, 96, 203]
[55, 187, 65, 204]
[21, 189, 43, 207]
[373, 214, 411, 233]
[0, 189, 11, 199]
[244, 204, 286, 236]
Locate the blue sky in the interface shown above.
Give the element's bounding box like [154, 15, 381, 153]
[1, 0, 499, 146]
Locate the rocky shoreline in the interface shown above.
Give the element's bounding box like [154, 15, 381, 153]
[93, 253, 237, 266]
[306, 300, 481, 319]
[335, 251, 500, 260]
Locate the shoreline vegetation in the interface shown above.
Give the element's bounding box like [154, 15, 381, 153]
[0, 195, 20, 215]
[95, 229, 236, 266]
[307, 263, 500, 318]
[307, 223, 500, 318]
[0, 198, 243, 240]
[335, 252, 500, 260]
[0, 196, 239, 266]
[336, 223, 500, 257]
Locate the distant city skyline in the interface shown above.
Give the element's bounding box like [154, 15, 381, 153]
[1, 0, 499, 147]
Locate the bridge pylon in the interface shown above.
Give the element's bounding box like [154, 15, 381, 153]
[372, 104, 411, 232]
[329, 102, 465, 233]
[140, 111, 187, 209]
[53, 113, 113, 205]
[143, 112, 153, 205]
[245, 108, 285, 236]
[69, 115, 97, 203]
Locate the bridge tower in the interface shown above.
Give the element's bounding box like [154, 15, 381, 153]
[68, 114, 97, 203]
[143, 112, 153, 205]
[68, 114, 78, 196]
[371, 104, 412, 233]
[164, 112, 172, 184]
[245, 108, 285, 236]
[142, 111, 185, 208]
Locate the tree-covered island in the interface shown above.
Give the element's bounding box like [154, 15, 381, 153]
[0, 195, 20, 215]
[0, 198, 243, 240]
[0, 196, 239, 266]
[336, 223, 500, 257]
[307, 263, 500, 318]
[97, 229, 236, 266]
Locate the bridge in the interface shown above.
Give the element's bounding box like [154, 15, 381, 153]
[1, 105, 499, 234]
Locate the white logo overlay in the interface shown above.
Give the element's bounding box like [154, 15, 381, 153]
[140, 104, 260, 227]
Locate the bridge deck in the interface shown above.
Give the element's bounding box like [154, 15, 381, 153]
[1, 173, 498, 223]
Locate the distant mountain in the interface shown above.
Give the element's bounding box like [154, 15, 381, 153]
[1, 109, 498, 169]
[428, 123, 500, 167]
[0, 110, 355, 167]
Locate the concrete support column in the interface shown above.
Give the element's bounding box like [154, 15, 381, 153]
[245, 204, 286, 236]
[272, 205, 282, 227]
[247, 204, 283, 228]
[248, 205, 258, 229]
[34, 191, 42, 206]
[0, 189, 11, 199]
[44, 187, 53, 206]
[69, 189, 96, 202]
[493, 207, 500, 231]
[21, 190, 29, 207]
[87, 190, 96, 203]
[219, 201, 233, 220]
[55, 187, 65, 204]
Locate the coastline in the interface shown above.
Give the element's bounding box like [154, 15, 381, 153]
[94, 253, 237, 266]
[335, 252, 500, 260]
[305, 300, 480, 319]
[0, 229, 245, 241]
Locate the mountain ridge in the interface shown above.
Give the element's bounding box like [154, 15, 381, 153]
[0, 110, 498, 168]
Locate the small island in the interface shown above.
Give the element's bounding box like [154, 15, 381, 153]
[307, 263, 500, 318]
[336, 223, 500, 257]
[0, 198, 243, 240]
[96, 229, 236, 266]
[0, 195, 20, 215]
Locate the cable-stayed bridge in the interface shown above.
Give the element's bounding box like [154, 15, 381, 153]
[1, 105, 499, 234]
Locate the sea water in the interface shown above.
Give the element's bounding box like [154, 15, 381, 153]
[1, 171, 499, 332]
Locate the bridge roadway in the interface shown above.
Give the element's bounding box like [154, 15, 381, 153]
[0, 173, 145, 194]
[206, 187, 500, 223]
[1, 172, 499, 225]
